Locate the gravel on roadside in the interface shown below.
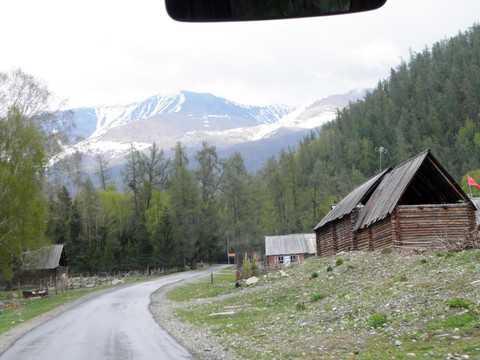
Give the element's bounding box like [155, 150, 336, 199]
[149, 275, 242, 360]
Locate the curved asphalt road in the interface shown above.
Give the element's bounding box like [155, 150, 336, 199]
[0, 266, 227, 360]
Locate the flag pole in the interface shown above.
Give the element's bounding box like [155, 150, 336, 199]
[468, 175, 473, 198]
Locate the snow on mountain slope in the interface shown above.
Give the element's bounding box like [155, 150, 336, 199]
[52, 89, 368, 173]
[67, 91, 295, 140]
[179, 88, 369, 147]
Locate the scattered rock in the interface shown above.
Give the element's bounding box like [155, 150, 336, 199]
[279, 270, 289, 277]
[245, 277, 258, 286]
[394, 340, 402, 347]
[406, 353, 416, 357]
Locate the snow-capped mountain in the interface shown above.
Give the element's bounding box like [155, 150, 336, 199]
[64, 90, 295, 141]
[52, 89, 368, 176]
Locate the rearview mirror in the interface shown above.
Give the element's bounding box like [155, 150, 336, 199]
[165, 0, 387, 22]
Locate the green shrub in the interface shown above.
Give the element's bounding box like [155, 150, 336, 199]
[420, 258, 428, 264]
[445, 252, 454, 258]
[398, 274, 408, 282]
[347, 264, 355, 270]
[368, 313, 388, 328]
[436, 252, 444, 257]
[311, 272, 319, 278]
[448, 298, 472, 309]
[326, 266, 334, 272]
[335, 258, 344, 266]
[310, 293, 327, 302]
[295, 302, 307, 311]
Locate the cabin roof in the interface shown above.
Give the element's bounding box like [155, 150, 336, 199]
[354, 150, 471, 230]
[313, 169, 389, 231]
[21, 245, 67, 271]
[265, 233, 316, 256]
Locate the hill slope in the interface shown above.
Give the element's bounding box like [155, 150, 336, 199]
[158, 249, 480, 360]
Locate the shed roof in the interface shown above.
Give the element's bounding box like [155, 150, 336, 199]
[313, 168, 389, 231]
[265, 233, 316, 256]
[354, 150, 471, 230]
[21, 245, 67, 271]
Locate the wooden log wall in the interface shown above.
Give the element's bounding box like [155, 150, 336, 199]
[394, 204, 474, 247]
[335, 215, 356, 252]
[356, 228, 369, 251]
[369, 217, 393, 250]
[316, 226, 334, 257]
[316, 216, 355, 257]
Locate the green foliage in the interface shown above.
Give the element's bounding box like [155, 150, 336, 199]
[368, 313, 388, 328]
[448, 298, 472, 309]
[420, 258, 428, 264]
[311, 271, 319, 278]
[335, 258, 344, 266]
[243, 257, 259, 278]
[347, 265, 355, 270]
[0, 108, 48, 277]
[398, 274, 408, 282]
[310, 293, 327, 302]
[446, 252, 454, 258]
[295, 302, 307, 311]
[380, 248, 392, 254]
[326, 266, 334, 272]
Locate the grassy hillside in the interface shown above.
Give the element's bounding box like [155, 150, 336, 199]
[167, 249, 480, 359]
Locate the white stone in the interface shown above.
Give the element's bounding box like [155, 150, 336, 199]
[245, 276, 259, 286]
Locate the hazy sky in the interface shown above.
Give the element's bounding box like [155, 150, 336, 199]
[1, 0, 480, 108]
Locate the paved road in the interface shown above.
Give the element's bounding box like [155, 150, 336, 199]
[0, 266, 226, 360]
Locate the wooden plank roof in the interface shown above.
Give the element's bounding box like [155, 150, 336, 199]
[354, 150, 471, 230]
[21, 245, 67, 271]
[313, 168, 389, 231]
[265, 233, 316, 256]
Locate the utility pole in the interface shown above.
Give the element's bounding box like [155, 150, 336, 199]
[375, 146, 387, 172]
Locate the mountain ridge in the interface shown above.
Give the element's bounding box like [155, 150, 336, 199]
[52, 89, 369, 177]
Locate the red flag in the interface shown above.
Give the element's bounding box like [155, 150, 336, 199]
[468, 175, 480, 189]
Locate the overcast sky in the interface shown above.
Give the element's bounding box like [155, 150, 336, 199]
[1, 0, 480, 109]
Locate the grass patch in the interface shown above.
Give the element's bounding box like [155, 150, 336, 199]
[167, 270, 238, 302]
[310, 293, 327, 302]
[368, 313, 388, 328]
[295, 302, 307, 311]
[335, 258, 344, 266]
[448, 298, 472, 309]
[0, 288, 97, 334]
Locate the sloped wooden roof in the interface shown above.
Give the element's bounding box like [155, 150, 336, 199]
[265, 233, 316, 256]
[354, 150, 471, 230]
[313, 168, 389, 231]
[21, 245, 67, 271]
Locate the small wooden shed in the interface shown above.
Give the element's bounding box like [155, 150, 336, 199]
[265, 233, 316, 269]
[20, 244, 68, 293]
[315, 150, 476, 255]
